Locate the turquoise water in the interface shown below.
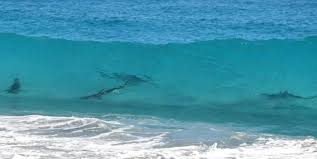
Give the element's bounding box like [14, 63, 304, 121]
[1, 0, 317, 158]
[0, 34, 317, 158]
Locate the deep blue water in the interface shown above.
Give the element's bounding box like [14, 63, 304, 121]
[0, 0, 317, 43]
[0, 0, 317, 158]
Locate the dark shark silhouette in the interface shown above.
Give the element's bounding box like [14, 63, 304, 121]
[261, 91, 317, 100]
[6, 78, 21, 94]
[80, 82, 128, 100]
[97, 70, 156, 87]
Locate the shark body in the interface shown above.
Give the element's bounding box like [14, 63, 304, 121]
[80, 83, 127, 100]
[6, 78, 21, 94]
[261, 91, 317, 100]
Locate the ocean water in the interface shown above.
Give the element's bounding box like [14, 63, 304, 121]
[1, 0, 317, 43]
[1, 0, 317, 158]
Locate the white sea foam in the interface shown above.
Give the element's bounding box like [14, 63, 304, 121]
[0, 115, 316, 159]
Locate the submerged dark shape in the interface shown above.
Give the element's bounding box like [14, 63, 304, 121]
[6, 78, 21, 94]
[97, 70, 156, 87]
[261, 91, 317, 100]
[80, 82, 128, 100]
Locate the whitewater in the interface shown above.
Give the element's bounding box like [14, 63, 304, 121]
[0, 115, 316, 159]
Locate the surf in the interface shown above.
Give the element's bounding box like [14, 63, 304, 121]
[0, 33, 317, 137]
[0, 114, 316, 159]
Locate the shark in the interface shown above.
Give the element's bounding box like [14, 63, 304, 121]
[97, 70, 156, 87]
[5, 78, 21, 94]
[80, 82, 128, 100]
[261, 91, 317, 100]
